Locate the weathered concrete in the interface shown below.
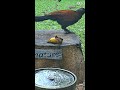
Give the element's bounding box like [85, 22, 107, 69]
[35, 30, 81, 46]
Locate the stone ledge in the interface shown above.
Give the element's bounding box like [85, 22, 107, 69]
[35, 30, 81, 47]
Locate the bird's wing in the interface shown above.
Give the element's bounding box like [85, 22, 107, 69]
[48, 10, 64, 16]
[47, 10, 76, 20]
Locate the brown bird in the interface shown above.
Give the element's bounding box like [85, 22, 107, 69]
[35, 8, 85, 34]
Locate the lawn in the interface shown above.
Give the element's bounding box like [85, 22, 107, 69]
[35, 0, 85, 60]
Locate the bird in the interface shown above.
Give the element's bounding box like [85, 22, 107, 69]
[47, 35, 63, 44]
[58, 0, 61, 2]
[35, 8, 85, 34]
[54, 0, 61, 2]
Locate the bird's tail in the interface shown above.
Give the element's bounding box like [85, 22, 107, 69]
[35, 16, 49, 22]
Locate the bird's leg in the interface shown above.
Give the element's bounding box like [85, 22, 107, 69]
[62, 26, 73, 34]
[64, 29, 71, 34]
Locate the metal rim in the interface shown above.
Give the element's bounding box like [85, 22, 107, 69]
[35, 68, 77, 89]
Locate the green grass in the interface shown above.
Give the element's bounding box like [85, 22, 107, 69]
[35, 0, 85, 60]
